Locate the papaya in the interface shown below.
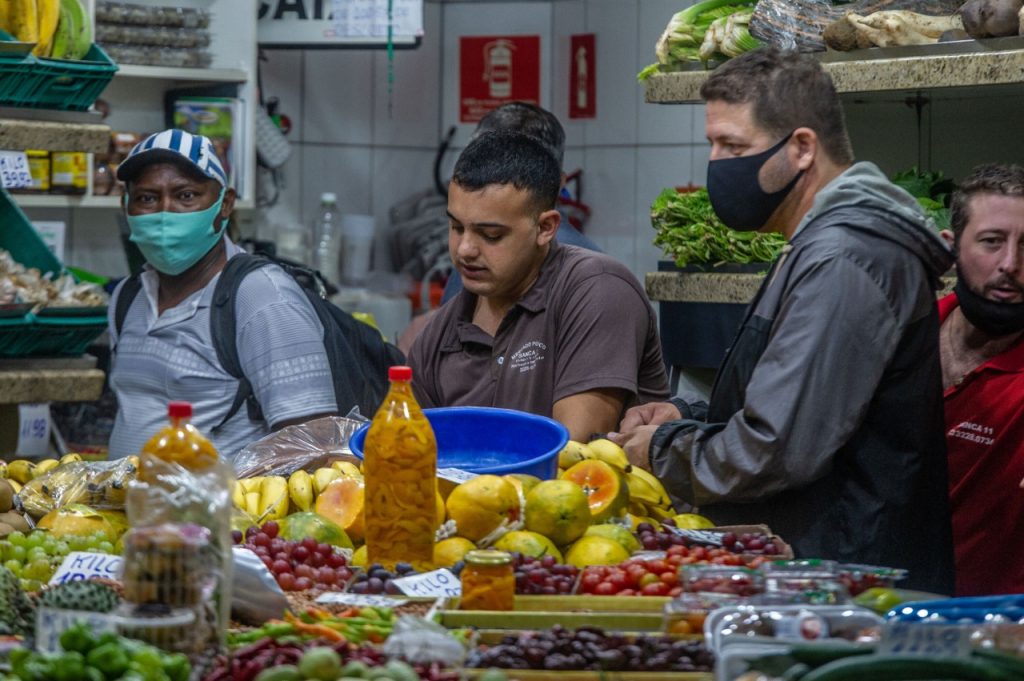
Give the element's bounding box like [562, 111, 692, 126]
[279, 512, 353, 549]
[560, 460, 630, 523]
[315, 477, 365, 542]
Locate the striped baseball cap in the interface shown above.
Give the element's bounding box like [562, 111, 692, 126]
[116, 129, 229, 186]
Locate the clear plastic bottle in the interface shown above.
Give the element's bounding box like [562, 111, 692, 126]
[138, 401, 219, 482]
[313, 192, 340, 284]
[363, 366, 438, 570]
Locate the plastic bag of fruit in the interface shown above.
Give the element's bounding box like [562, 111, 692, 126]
[233, 416, 367, 478]
[17, 457, 140, 517]
[382, 615, 468, 666]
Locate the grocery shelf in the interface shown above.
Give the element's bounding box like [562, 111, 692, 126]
[0, 117, 110, 154]
[114, 64, 249, 83]
[645, 42, 1024, 104]
[0, 357, 105, 404]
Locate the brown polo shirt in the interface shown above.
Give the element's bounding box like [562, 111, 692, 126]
[408, 243, 670, 418]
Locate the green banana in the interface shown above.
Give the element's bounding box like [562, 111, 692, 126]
[49, 0, 75, 59]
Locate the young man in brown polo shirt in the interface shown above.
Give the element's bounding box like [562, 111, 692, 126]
[408, 131, 669, 441]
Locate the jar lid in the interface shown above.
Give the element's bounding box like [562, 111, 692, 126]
[464, 549, 512, 566]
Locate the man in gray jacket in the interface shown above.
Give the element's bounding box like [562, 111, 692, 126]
[613, 48, 955, 594]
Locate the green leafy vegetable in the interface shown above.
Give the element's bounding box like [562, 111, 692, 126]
[651, 187, 787, 266]
[891, 167, 956, 231]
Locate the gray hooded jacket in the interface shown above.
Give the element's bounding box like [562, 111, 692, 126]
[651, 162, 955, 594]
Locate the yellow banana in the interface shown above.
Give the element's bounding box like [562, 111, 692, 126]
[10, 0, 39, 44]
[0, 461, 7, 479]
[33, 459, 60, 478]
[558, 441, 592, 470]
[331, 461, 363, 479]
[34, 0, 59, 56]
[244, 491, 262, 518]
[59, 452, 83, 465]
[239, 477, 263, 494]
[287, 470, 314, 512]
[625, 470, 667, 507]
[312, 468, 341, 496]
[231, 481, 246, 509]
[646, 503, 676, 521]
[7, 479, 22, 494]
[629, 466, 672, 507]
[7, 460, 36, 485]
[257, 476, 290, 521]
[586, 438, 633, 472]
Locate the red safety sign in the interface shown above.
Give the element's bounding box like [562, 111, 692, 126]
[459, 35, 541, 123]
[569, 34, 595, 119]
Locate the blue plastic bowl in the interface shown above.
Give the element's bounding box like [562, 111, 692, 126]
[348, 406, 568, 480]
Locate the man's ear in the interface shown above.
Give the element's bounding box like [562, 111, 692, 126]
[939, 229, 955, 249]
[792, 127, 818, 171]
[537, 208, 561, 245]
[219, 187, 237, 228]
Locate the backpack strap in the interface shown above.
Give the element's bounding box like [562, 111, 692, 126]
[112, 273, 144, 344]
[209, 254, 273, 433]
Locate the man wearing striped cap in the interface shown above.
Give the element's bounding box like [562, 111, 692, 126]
[107, 129, 337, 459]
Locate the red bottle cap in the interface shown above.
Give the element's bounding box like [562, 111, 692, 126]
[389, 366, 412, 381]
[168, 401, 193, 419]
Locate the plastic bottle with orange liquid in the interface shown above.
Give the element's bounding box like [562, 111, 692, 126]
[138, 401, 219, 482]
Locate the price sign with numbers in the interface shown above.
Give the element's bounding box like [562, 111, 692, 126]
[392, 568, 461, 598]
[316, 593, 408, 608]
[437, 468, 477, 484]
[878, 622, 974, 657]
[17, 403, 50, 458]
[0, 151, 33, 189]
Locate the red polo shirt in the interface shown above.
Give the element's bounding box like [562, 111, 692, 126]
[940, 293, 1024, 596]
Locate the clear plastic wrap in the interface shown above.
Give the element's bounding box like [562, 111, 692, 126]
[232, 416, 368, 478]
[101, 44, 213, 68]
[96, 2, 211, 28]
[749, 0, 964, 52]
[96, 24, 211, 49]
[17, 458, 139, 517]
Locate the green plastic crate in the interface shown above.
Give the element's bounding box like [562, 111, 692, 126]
[0, 189, 108, 356]
[0, 35, 117, 111]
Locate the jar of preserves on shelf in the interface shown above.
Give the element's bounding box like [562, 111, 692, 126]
[24, 150, 50, 193]
[460, 549, 515, 611]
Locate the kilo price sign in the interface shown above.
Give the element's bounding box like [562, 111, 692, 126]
[0, 151, 33, 188]
[391, 568, 461, 597]
[879, 622, 973, 657]
[49, 551, 124, 585]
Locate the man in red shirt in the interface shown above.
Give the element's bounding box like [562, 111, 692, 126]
[939, 163, 1024, 596]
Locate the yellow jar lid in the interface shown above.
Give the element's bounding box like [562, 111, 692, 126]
[464, 549, 512, 566]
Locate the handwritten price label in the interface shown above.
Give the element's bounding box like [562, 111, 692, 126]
[49, 552, 124, 585]
[879, 622, 973, 657]
[437, 468, 477, 484]
[392, 568, 461, 598]
[0, 151, 33, 189]
[316, 593, 408, 608]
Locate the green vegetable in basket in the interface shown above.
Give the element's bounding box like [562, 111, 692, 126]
[85, 642, 130, 678]
[651, 187, 787, 266]
[58, 621, 95, 655]
[639, 0, 759, 80]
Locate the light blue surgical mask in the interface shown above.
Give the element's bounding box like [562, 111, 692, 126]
[126, 188, 229, 275]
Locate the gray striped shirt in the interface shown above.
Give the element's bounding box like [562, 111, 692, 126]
[107, 239, 336, 460]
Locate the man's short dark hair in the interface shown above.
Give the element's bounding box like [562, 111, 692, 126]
[950, 163, 1024, 245]
[474, 101, 565, 168]
[452, 131, 562, 213]
[700, 47, 854, 166]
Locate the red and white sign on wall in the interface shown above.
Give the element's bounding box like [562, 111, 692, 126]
[569, 34, 596, 119]
[459, 35, 540, 123]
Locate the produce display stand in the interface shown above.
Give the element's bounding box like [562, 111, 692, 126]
[464, 671, 712, 680]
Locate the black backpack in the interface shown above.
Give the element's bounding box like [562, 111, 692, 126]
[113, 254, 405, 431]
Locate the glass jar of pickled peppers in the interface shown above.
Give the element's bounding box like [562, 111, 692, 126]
[460, 549, 515, 611]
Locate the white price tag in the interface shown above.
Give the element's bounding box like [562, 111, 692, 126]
[631, 551, 668, 561]
[316, 592, 408, 608]
[16, 403, 50, 458]
[0, 151, 33, 189]
[49, 551, 124, 585]
[667, 527, 724, 546]
[878, 622, 974, 657]
[392, 568, 461, 598]
[35, 607, 118, 653]
[437, 468, 478, 484]
[329, 0, 422, 37]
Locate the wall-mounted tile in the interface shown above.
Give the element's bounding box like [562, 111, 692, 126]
[261, 50, 305, 143]
[66, 207, 130, 278]
[635, 146, 694, 277]
[440, 2, 554, 146]
[300, 145, 374, 225]
[302, 51, 374, 145]
[582, 0, 638, 146]
[691, 142, 710, 186]
[371, 147, 441, 233]
[372, 2, 443, 148]
[582, 146, 638, 271]
[929, 92, 1024, 179]
[842, 96, 923, 177]
[551, 0, 586, 150]
[636, 0, 696, 145]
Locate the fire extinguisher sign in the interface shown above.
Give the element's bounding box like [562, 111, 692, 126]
[569, 34, 596, 119]
[459, 35, 540, 123]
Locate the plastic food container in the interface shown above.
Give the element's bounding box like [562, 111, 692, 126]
[120, 523, 217, 607]
[762, 560, 849, 605]
[705, 604, 885, 655]
[350, 406, 569, 479]
[683, 565, 765, 598]
[837, 563, 908, 597]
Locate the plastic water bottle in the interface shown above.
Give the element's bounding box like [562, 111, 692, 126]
[313, 192, 340, 284]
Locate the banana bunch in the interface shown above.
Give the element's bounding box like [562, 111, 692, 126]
[234, 460, 363, 524]
[558, 438, 677, 521]
[0, 0, 91, 59]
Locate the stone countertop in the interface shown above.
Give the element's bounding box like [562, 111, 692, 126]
[0, 119, 111, 154]
[647, 271, 956, 303]
[645, 45, 1024, 104]
[0, 368, 105, 404]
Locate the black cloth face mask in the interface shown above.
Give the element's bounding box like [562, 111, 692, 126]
[954, 270, 1024, 336]
[707, 131, 804, 232]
